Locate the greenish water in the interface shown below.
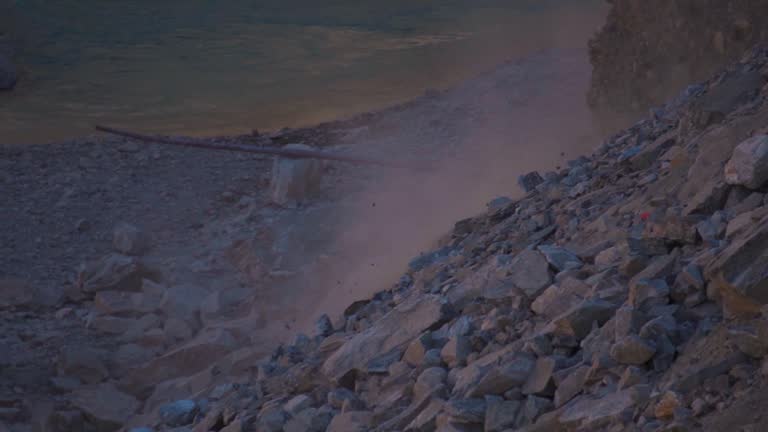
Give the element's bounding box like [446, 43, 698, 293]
[0, 0, 604, 144]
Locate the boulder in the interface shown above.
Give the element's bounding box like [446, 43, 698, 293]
[506, 249, 552, 297]
[536, 245, 583, 272]
[271, 144, 324, 208]
[610, 335, 657, 365]
[0, 54, 17, 90]
[159, 400, 198, 427]
[113, 223, 150, 256]
[81, 254, 161, 294]
[706, 213, 768, 316]
[71, 383, 139, 431]
[551, 299, 618, 340]
[724, 135, 768, 189]
[321, 295, 451, 383]
[326, 411, 372, 432]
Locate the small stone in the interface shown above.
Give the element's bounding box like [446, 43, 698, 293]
[536, 245, 583, 272]
[441, 334, 471, 368]
[618, 366, 648, 389]
[518, 172, 545, 193]
[403, 333, 432, 366]
[611, 335, 657, 365]
[655, 391, 683, 420]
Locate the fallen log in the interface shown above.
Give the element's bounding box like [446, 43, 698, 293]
[94, 125, 427, 170]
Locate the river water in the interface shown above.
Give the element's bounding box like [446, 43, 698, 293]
[0, 0, 604, 144]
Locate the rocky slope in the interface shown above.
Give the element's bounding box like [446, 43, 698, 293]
[106, 46, 768, 431]
[588, 0, 768, 132]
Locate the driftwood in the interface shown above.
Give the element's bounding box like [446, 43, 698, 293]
[94, 125, 426, 169]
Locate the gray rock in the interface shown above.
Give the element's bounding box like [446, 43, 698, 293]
[81, 253, 161, 294]
[462, 352, 536, 398]
[322, 295, 451, 383]
[552, 299, 618, 340]
[507, 249, 552, 297]
[422, 349, 443, 368]
[414, 367, 447, 401]
[271, 144, 324, 208]
[618, 366, 648, 390]
[519, 395, 554, 427]
[537, 245, 583, 272]
[611, 335, 657, 365]
[554, 365, 589, 408]
[441, 335, 472, 368]
[113, 223, 150, 256]
[326, 411, 372, 432]
[629, 279, 670, 309]
[403, 333, 432, 366]
[0, 54, 17, 90]
[518, 172, 544, 193]
[315, 314, 334, 337]
[724, 135, 768, 189]
[522, 357, 557, 396]
[613, 306, 648, 339]
[484, 398, 521, 432]
[405, 399, 444, 431]
[159, 400, 198, 427]
[284, 395, 313, 416]
[445, 398, 486, 424]
[71, 383, 139, 430]
[487, 197, 513, 212]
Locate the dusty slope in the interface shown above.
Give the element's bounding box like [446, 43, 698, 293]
[107, 46, 768, 432]
[0, 47, 598, 431]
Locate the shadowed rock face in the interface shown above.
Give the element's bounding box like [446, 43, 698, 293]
[588, 0, 768, 131]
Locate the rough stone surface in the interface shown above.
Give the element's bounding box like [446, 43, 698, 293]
[71, 383, 139, 430]
[611, 335, 657, 365]
[506, 249, 552, 297]
[724, 135, 768, 189]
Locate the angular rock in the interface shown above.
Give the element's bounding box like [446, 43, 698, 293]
[484, 398, 521, 432]
[113, 223, 150, 256]
[445, 398, 486, 424]
[654, 391, 683, 420]
[271, 144, 324, 208]
[321, 295, 451, 383]
[518, 172, 545, 193]
[554, 365, 589, 408]
[405, 398, 444, 431]
[618, 366, 648, 390]
[81, 254, 161, 294]
[71, 383, 139, 431]
[57, 346, 109, 385]
[522, 357, 557, 396]
[610, 335, 657, 365]
[403, 333, 432, 366]
[729, 327, 768, 359]
[462, 352, 535, 398]
[629, 279, 670, 309]
[613, 306, 648, 339]
[441, 335, 472, 368]
[326, 411, 372, 432]
[327, 388, 364, 410]
[519, 395, 554, 427]
[506, 250, 552, 297]
[159, 400, 198, 427]
[551, 299, 618, 340]
[705, 214, 768, 316]
[284, 395, 313, 416]
[414, 367, 447, 401]
[531, 284, 581, 319]
[315, 314, 334, 337]
[559, 385, 650, 429]
[724, 135, 768, 189]
[536, 245, 583, 272]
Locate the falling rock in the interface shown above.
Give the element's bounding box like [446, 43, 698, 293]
[507, 249, 552, 297]
[610, 335, 657, 365]
[326, 411, 372, 432]
[71, 383, 139, 431]
[536, 245, 583, 272]
[518, 171, 545, 193]
[724, 135, 768, 189]
[271, 144, 324, 208]
[81, 254, 161, 294]
[113, 223, 150, 256]
[321, 295, 451, 383]
[551, 299, 618, 340]
[159, 400, 198, 427]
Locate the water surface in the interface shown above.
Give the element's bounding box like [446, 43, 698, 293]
[1, 0, 605, 144]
